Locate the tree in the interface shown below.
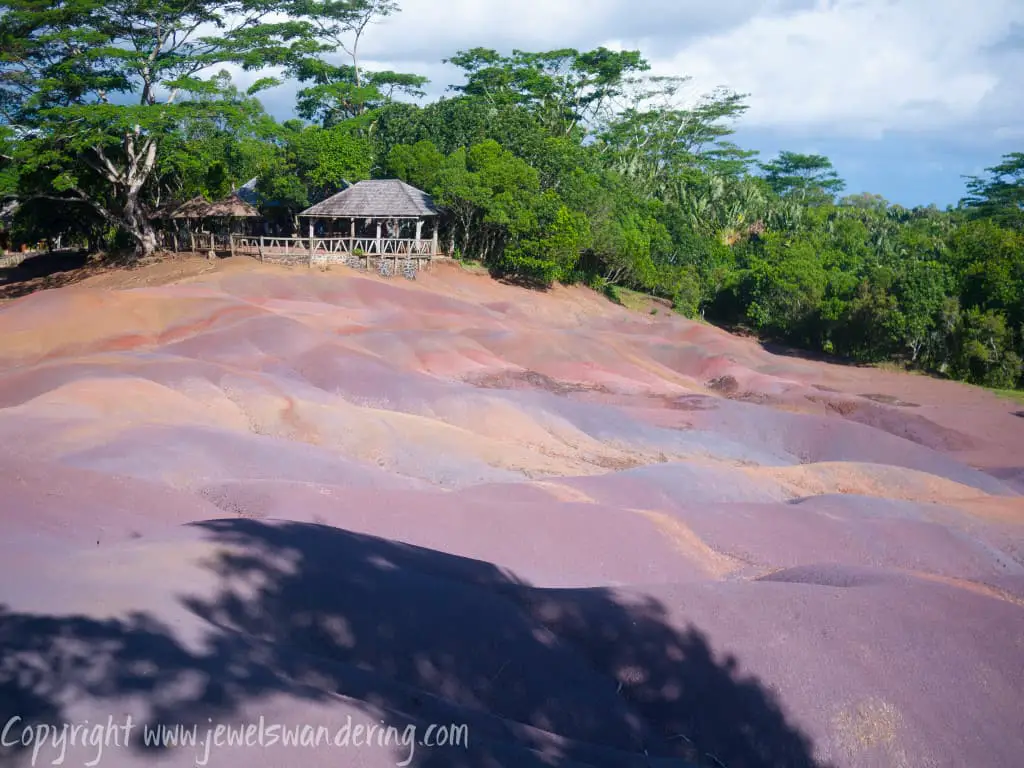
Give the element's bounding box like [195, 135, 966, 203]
[387, 139, 446, 191]
[738, 234, 828, 341]
[256, 122, 372, 227]
[287, 0, 431, 129]
[0, 0, 325, 257]
[948, 218, 1024, 329]
[446, 47, 649, 137]
[291, 0, 398, 93]
[295, 63, 428, 126]
[597, 83, 754, 195]
[759, 151, 845, 204]
[960, 152, 1024, 230]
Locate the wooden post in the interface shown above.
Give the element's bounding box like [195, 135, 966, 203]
[189, 229, 195, 253]
[230, 233, 236, 258]
[375, 220, 381, 257]
[415, 219, 424, 252]
[431, 223, 438, 258]
[258, 236, 264, 262]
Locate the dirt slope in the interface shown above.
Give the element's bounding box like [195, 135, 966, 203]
[0, 256, 1022, 768]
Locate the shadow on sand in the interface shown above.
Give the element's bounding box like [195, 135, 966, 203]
[0, 520, 828, 767]
[0, 249, 93, 299]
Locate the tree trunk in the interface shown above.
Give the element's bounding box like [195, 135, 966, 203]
[122, 190, 158, 258]
[79, 133, 160, 260]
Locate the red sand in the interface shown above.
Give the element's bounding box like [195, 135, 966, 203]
[0, 256, 1022, 768]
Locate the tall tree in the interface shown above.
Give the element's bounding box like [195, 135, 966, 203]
[759, 151, 846, 204]
[0, 0, 324, 257]
[294, 62, 428, 126]
[446, 47, 649, 137]
[960, 152, 1024, 230]
[596, 81, 754, 195]
[288, 0, 426, 127]
[290, 0, 398, 91]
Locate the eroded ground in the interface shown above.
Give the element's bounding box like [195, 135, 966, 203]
[0, 256, 1022, 768]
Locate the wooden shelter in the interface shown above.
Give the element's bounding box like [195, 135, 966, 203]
[169, 193, 261, 255]
[298, 179, 439, 257]
[171, 193, 259, 225]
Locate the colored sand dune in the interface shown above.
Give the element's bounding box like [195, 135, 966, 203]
[0, 258, 1022, 767]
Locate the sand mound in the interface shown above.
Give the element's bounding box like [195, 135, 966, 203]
[1, 256, 1022, 767]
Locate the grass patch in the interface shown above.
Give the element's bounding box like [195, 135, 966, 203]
[614, 286, 678, 313]
[871, 360, 912, 374]
[457, 259, 489, 275]
[990, 387, 1024, 404]
[614, 287, 649, 312]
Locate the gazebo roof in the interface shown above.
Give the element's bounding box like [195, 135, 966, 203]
[300, 180, 439, 219]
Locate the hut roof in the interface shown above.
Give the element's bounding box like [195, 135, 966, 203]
[205, 193, 260, 218]
[171, 195, 211, 219]
[300, 180, 438, 219]
[171, 193, 259, 219]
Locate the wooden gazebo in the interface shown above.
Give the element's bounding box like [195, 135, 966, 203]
[298, 180, 439, 258]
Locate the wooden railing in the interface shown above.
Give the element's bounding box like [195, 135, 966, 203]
[228, 235, 436, 262]
[158, 234, 437, 279]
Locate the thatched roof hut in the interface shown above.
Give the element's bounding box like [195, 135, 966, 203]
[205, 193, 260, 218]
[171, 193, 259, 220]
[300, 180, 439, 219]
[170, 195, 212, 220]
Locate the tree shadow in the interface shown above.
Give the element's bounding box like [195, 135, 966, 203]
[0, 249, 93, 299]
[1, 519, 829, 767]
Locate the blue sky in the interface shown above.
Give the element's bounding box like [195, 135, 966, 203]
[248, 0, 1024, 208]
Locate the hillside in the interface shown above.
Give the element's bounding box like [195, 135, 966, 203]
[0, 255, 1022, 768]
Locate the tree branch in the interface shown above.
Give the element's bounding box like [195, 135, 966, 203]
[26, 190, 118, 227]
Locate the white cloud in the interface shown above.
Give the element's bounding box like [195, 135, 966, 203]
[239, 0, 1024, 140]
[652, 0, 1024, 138]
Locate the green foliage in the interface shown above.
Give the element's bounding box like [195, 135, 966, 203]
[960, 153, 1024, 230]
[0, 0, 335, 255]
[759, 151, 846, 205]
[949, 308, 1022, 388]
[501, 205, 588, 286]
[445, 46, 648, 137]
[254, 123, 371, 218]
[292, 125, 372, 192]
[948, 219, 1024, 327]
[739, 234, 828, 340]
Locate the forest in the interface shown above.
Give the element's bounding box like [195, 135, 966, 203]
[1, 0, 1022, 389]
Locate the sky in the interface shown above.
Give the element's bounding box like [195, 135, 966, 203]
[250, 0, 1024, 208]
